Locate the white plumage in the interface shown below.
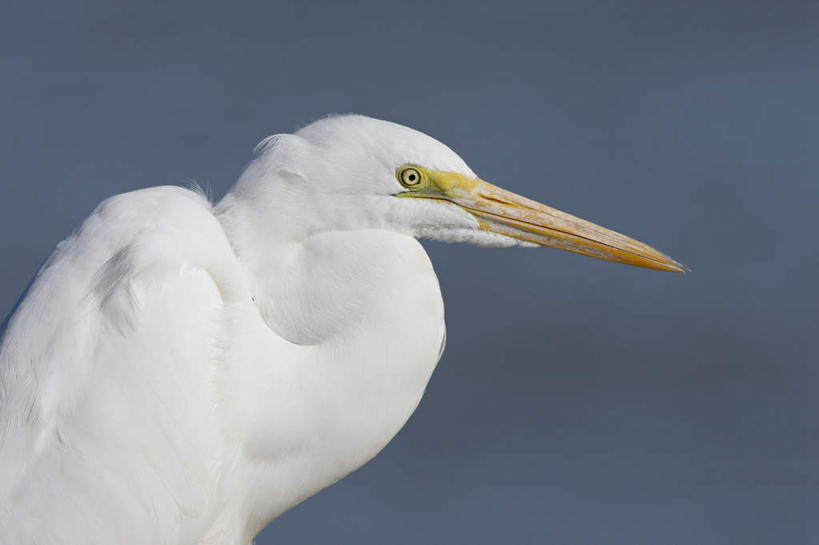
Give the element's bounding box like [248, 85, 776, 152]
[0, 115, 684, 544]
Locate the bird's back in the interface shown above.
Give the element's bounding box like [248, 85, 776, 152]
[0, 186, 246, 544]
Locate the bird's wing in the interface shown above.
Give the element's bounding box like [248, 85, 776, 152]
[0, 186, 245, 543]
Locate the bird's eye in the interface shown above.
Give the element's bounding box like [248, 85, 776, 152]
[399, 167, 422, 187]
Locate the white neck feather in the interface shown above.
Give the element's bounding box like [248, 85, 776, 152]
[213, 188, 446, 537]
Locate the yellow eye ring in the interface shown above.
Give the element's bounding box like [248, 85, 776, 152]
[399, 167, 422, 187]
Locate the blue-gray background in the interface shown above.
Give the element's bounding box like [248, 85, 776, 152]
[1, 1, 817, 543]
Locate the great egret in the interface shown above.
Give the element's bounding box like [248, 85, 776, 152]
[0, 115, 685, 544]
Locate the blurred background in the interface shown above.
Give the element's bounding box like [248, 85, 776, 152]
[1, 0, 817, 543]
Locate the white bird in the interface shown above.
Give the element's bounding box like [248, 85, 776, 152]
[0, 115, 685, 544]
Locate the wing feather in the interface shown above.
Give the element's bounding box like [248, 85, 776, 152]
[0, 186, 243, 544]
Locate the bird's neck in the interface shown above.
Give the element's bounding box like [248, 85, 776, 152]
[213, 189, 445, 534]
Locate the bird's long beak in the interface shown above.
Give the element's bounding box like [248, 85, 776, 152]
[403, 169, 687, 272]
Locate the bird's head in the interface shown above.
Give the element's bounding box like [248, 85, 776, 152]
[226, 114, 686, 272]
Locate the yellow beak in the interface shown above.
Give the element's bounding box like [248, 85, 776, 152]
[401, 169, 688, 273]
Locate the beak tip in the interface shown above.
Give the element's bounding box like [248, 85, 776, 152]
[666, 258, 691, 274]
